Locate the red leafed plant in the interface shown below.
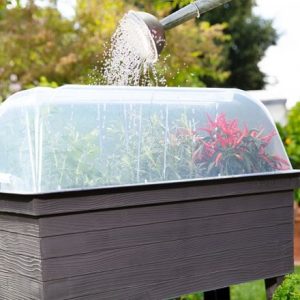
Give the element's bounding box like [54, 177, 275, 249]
[176, 113, 290, 177]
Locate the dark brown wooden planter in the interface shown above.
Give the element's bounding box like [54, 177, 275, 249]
[0, 171, 299, 300]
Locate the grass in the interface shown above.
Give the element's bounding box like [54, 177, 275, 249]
[231, 267, 300, 300]
[172, 267, 300, 300]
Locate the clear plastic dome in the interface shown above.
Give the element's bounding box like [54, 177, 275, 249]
[0, 85, 292, 194]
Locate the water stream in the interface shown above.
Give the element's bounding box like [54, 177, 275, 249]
[88, 12, 169, 184]
[100, 12, 166, 87]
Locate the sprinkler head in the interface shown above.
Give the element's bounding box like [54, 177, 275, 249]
[126, 11, 165, 63]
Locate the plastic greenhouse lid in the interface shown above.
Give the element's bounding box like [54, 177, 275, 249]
[55, 85, 237, 104]
[1, 85, 260, 106]
[1, 170, 299, 197]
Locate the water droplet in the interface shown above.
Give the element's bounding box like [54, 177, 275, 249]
[91, 13, 167, 87]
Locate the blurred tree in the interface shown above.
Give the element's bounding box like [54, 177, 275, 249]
[0, 0, 124, 100]
[0, 2, 76, 101]
[201, 0, 277, 89]
[0, 0, 230, 101]
[161, 21, 230, 87]
[0, 0, 7, 16]
[73, 0, 125, 83]
[0, 0, 13, 20]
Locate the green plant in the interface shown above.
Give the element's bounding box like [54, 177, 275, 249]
[285, 103, 300, 168]
[177, 293, 203, 300]
[2, 104, 289, 192]
[277, 102, 300, 203]
[272, 274, 300, 300]
[39, 110, 291, 190]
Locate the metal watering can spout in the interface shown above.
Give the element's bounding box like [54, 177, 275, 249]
[128, 0, 231, 63]
[160, 0, 231, 30]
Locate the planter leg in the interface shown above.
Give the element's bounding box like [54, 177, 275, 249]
[265, 276, 284, 300]
[204, 287, 230, 300]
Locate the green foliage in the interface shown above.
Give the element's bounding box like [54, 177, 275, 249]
[0, 0, 125, 100]
[43, 124, 103, 190]
[272, 274, 300, 300]
[25, 76, 59, 88]
[162, 21, 231, 87]
[0, 0, 276, 101]
[177, 293, 203, 300]
[276, 122, 287, 145]
[231, 280, 266, 300]
[201, 0, 278, 90]
[0, 2, 76, 101]
[285, 103, 300, 168]
[13, 104, 201, 190]
[0, 0, 16, 19]
[0, 0, 237, 100]
[277, 102, 300, 203]
[4, 99, 288, 191]
[0, 0, 8, 8]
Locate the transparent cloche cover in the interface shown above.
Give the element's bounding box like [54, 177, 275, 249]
[0, 85, 292, 194]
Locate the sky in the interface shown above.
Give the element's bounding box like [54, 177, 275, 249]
[49, 0, 300, 107]
[254, 0, 300, 107]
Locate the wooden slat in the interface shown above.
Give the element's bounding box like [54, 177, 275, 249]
[0, 213, 39, 236]
[42, 223, 292, 281]
[0, 194, 34, 215]
[0, 231, 40, 258]
[43, 241, 292, 299]
[39, 191, 291, 237]
[0, 172, 299, 216]
[68, 257, 292, 300]
[34, 174, 300, 216]
[0, 271, 42, 300]
[0, 249, 42, 280]
[41, 206, 292, 258]
[147, 259, 293, 300]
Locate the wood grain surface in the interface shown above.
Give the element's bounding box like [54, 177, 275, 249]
[0, 271, 42, 300]
[0, 230, 40, 257]
[62, 258, 292, 300]
[38, 191, 290, 237]
[40, 205, 292, 258]
[43, 248, 292, 299]
[42, 224, 292, 281]
[0, 172, 298, 299]
[0, 249, 41, 279]
[0, 171, 299, 216]
[0, 213, 39, 236]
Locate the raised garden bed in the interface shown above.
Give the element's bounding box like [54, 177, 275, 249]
[0, 171, 299, 299]
[0, 86, 298, 299]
